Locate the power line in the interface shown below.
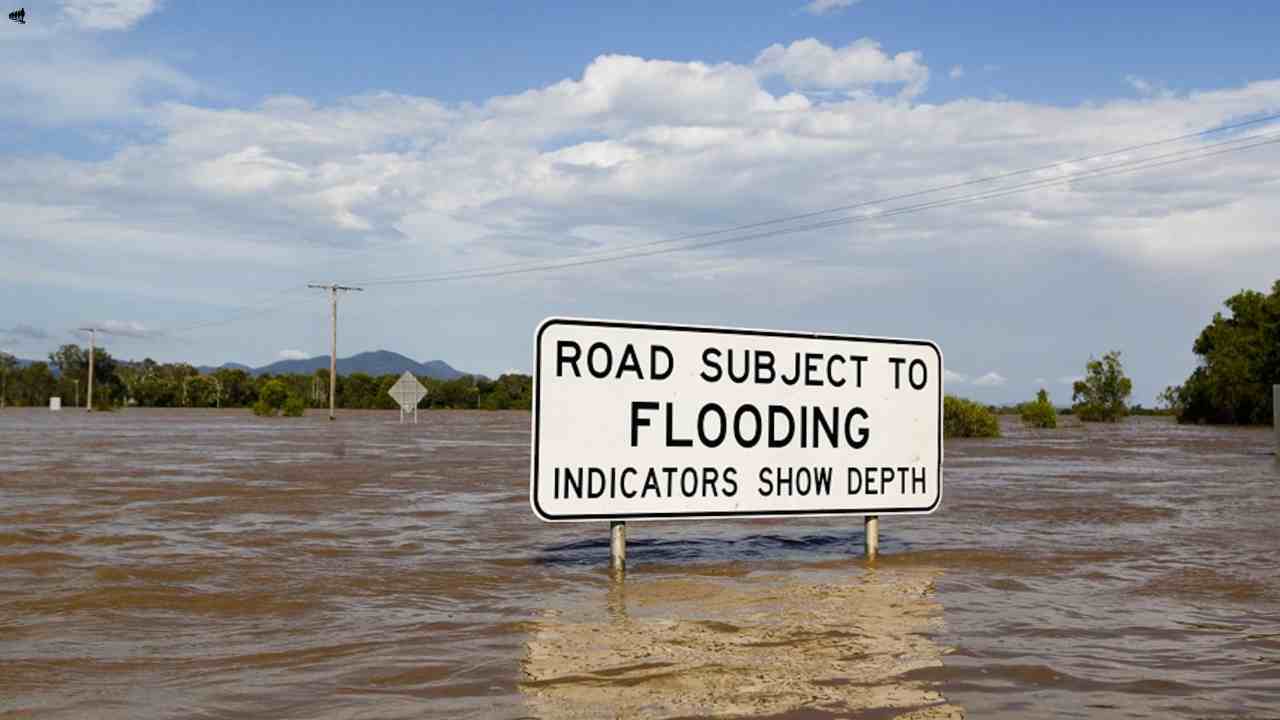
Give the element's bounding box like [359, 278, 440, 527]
[166, 293, 313, 334]
[149, 111, 1280, 332]
[350, 110, 1280, 285]
[353, 129, 1280, 287]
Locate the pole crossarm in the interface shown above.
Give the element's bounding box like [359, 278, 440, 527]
[307, 284, 365, 293]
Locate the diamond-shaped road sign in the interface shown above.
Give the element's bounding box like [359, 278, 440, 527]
[388, 371, 428, 422]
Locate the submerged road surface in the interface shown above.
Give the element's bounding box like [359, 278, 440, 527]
[0, 409, 1277, 718]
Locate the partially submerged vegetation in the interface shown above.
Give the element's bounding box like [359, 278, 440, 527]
[944, 395, 1000, 438]
[252, 379, 294, 417]
[1072, 351, 1133, 422]
[1019, 389, 1057, 428]
[0, 345, 533, 411]
[4, 282, 1275, 424]
[1164, 280, 1279, 425]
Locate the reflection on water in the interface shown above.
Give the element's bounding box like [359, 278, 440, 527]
[0, 409, 1277, 718]
[523, 567, 963, 718]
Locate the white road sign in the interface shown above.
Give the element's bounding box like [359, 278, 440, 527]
[388, 371, 428, 409]
[388, 371, 427, 423]
[531, 318, 943, 522]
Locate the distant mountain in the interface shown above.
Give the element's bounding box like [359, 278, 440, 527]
[249, 350, 465, 379]
[195, 361, 252, 374]
[23, 351, 466, 380]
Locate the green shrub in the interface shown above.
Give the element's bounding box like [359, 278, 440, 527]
[1019, 389, 1057, 429]
[281, 395, 305, 417]
[252, 399, 277, 417]
[1072, 351, 1132, 422]
[944, 395, 1000, 438]
[258, 379, 289, 411]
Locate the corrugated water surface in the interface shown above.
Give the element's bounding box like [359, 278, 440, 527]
[1, 409, 1276, 718]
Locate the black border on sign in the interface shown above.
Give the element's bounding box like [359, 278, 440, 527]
[530, 317, 944, 522]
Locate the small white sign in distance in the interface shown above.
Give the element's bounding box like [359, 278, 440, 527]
[531, 318, 943, 522]
[388, 371, 427, 411]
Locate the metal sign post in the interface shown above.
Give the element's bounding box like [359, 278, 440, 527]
[531, 317, 943, 571]
[388, 371, 428, 424]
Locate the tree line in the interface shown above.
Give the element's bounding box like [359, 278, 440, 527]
[6, 280, 1275, 423]
[1162, 279, 1279, 425]
[0, 347, 532, 411]
[947, 275, 1280, 437]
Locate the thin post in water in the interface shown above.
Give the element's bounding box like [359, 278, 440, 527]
[610, 521, 626, 573]
[864, 515, 879, 560]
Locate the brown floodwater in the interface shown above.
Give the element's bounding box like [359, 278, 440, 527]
[1, 409, 1277, 718]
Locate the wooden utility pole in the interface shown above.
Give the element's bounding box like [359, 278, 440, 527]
[307, 284, 363, 420]
[78, 327, 100, 412]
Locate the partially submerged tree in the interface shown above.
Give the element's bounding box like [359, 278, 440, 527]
[0, 352, 17, 408]
[1020, 388, 1057, 428]
[944, 395, 1000, 438]
[1169, 281, 1279, 425]
[253, 379, 289, 417]
[1072, 351, 1133, 422]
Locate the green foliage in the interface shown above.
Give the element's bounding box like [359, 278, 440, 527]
[0, 351, 17, 408]
[281, 395, 306, 417]
[430, 376, 481, 408]
[48, 344, 87, 380]
[338, 372, 380, 409]
[213, 368, 254, 406]
[251, 399, 277, 417]
[944, 395, 1001, 438]
[477, 374, 533, 410]
[1156, 386, 1182, 415]
[1072, 351, 1133, 422]
[45, 344, 126, 407]
[91, 397, 117, 412]
[1171, 280, 1280, 425]
[15, 362, 56, 406]
[0, 348, 534, 413]
[1019, 388, 1057, 428]
[257, 379, 289, 410]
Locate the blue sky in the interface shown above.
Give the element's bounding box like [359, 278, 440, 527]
[2, 0, 1279, 404]
[81, 0, 1280, 105]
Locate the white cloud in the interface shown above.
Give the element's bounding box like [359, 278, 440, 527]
[803, 0, 860, 15]
[1, 43, 1277, 297]
[1125, 75, 1175, 99]
[1057, 375, 1083, 385]
[1126, 75, 1155, 95]
[1033, 377, 1047, 384]
[972, 372, 1007, 387]
[944, 369, 968, 384]
[61, 0, 162, 30]
[2, 36, 1280, 384]
[755, 38, 929, 96]
[949, 65, 965, 79]
[0, 25, 197, 124]
[278, 349, 309, 360]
